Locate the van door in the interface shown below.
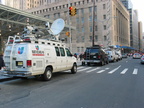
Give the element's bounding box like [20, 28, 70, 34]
[65, 48, 74, 69]
[11, 44, 27, 70]
[55, 47, 66, 71]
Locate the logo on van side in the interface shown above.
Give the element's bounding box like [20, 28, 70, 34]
[18, 47, 24, 54]
[35, 45, 39, 50]
[32, 45, 44, 56]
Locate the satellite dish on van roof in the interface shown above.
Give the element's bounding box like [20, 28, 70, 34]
[50, 18, 65, 35]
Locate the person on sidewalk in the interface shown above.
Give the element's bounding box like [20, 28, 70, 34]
[0, 53, 5, 70]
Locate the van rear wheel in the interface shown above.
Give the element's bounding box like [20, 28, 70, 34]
[43, 67, 52, 81]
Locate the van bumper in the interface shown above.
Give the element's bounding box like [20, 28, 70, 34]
[84, 60, 101, 63]
[1, 71, 32, 77]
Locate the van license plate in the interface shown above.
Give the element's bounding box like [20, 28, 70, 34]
[17, 61, 23, 66]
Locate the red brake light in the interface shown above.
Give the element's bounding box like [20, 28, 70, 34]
[9, 40, 14, 42]
[27, 60, 32, 67]
[98, 55, 101, 59]
[23, 38, 31, 41]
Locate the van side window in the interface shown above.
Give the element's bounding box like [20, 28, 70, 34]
[60, 47, 65, 56]
[65, 48, 72, 56]
[55, 47, 60, 56]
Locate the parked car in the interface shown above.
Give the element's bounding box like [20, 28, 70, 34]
[140, 55, 144, 64]
[106, 50, 119, 62]
[122, 53, 128, 58]
[82, 45, 109, 66]
[133, 53, 141, 59]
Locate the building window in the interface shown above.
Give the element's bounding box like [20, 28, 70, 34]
[81, 17, 84, 23]
[82, 36, 85, 42]
[104, 35, 107, 41]
[103, 4, 106, 9]
[82, 27, 85, 32]
[103, 15, 106, 19]
[95, 25, 98, 31]
[77, 47, 80, 52]
[90, 26, 92, 32]
[81, 8, 84, 14]
[76, 18, 79, 23]
[89, 16, 92, 22]
[89, 7, 92, 12]
[89, 36, 92, 42]
[94, 6, 97, 11]
[104, 25, 106, 30]
[95, 35, 98, 41]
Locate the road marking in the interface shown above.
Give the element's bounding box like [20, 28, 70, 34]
[78, 67, 92, 72]
[86, 67, 100, 73]
[77, 67, 85, 69]
[97, 68, 109, 73]
[97, 70, 105, 73]
[120, 68, 128, 74]
[133, 68, 138, 75]
[108, 65, 121, 74]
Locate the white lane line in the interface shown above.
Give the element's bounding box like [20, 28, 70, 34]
[133, 68, 138, 75]
[77, 67, 85, 69]
[86, 67, 100, 73]
[78, 67, 92, 72]
[120, 68, 128, 74]
[97, 68, 109, 73]
[108, 65, 121, 74]
[97, 70, 105, 73]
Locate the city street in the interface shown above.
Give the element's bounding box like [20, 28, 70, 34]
[0, 57, 144, 108]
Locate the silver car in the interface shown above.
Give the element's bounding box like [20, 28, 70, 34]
[133, 53, 141, 59]
[140, 55, 144, 64]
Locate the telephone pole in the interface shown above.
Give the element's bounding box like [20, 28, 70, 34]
[92, 0, 96, 47]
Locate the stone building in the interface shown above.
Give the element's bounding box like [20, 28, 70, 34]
[5, 0, 130, 53]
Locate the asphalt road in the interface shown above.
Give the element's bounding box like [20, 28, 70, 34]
[0, 57, 144, 108]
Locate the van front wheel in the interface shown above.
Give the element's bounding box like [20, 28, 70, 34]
[71, 64, 77, 74]
[43, 67, 52, 81]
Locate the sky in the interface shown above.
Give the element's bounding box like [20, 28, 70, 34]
[131, 0, 144, 32]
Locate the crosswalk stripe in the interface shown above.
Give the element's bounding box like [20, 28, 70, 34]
[77, 67, 85, 69]
[97, 70, 105, 73]
[78, 67, 92, 72]
[133, 68, 138, 75]
[86, 67, 100, 73]
[120, 68, 128, 74]
[97, 68, 109, 73]
[108, 65, 121, 74]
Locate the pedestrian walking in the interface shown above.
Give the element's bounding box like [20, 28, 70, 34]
[0, 53, 5, 70]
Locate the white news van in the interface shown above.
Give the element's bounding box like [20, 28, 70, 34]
[3, 35, 77, 81]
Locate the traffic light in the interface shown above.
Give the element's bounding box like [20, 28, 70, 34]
[65, 31, 70, 37]
[69, 6, 77, 16]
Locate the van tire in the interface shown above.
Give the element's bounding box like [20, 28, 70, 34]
[71, 64, 77, 74]
[43, 67, 52, 81]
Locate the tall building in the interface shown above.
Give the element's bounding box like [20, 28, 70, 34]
[138, 21, 143, 51]
[4, 0, 39, 10]
[120, 0, 139, 50]
[26, 0, 130, 53]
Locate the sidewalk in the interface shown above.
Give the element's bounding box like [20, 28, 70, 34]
[0, 72, 13, 82]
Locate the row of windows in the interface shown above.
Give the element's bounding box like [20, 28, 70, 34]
[55, 47, 72, 57]
[76, 25, 107, 33]
[76, 35, 107, 43]
[32, 1, 106, 15]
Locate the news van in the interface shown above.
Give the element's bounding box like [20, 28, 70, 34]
[2, 19, 77, 81]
